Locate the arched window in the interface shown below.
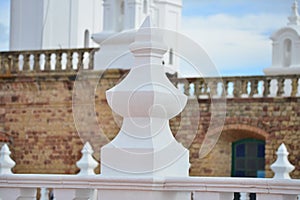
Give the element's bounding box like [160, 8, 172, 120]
[120, 0, 125, 15]
[232, 138, 265, 178]
[84, 29, 90, 48]
[169, 48, 173, 65]
[143, 0, 148, 14]
[117, 0, 125, 31]
[283, 39, 292, 67]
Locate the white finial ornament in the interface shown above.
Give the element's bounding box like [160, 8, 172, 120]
[101, 16, 189, 177]
[76, 142, 99, 175]
[0, 144, 16, 174]
[270, 143, 295, 179]
[288, 0, 300, 25]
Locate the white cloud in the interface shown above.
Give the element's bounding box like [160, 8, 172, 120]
[180, 14, 287, 75]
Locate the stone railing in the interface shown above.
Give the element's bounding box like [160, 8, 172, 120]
[175, 75, 300, 98]
[0, 48, 98, 75]
[0, 48, 300, 99]
[0, 143, 299, 200]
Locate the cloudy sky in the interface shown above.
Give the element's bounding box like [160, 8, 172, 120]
[181, 0, 292, 76]
[0, 0, 294, 75]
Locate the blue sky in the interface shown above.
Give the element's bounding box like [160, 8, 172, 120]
[0, 0, 294, 76]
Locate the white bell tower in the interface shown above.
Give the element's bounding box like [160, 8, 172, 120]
[9, 0, 103, 50]
[264, 1, 300, 75]
[92, 0, 182, 73]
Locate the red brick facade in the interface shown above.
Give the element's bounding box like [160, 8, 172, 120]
[0, 70, 299, 178]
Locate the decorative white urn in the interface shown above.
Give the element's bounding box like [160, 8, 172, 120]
[101, 16, 189, 177]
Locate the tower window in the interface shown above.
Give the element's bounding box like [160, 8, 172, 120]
[84, 30, 90, 48]
[283, 39, 292, 67]
[143, 0, 148, 14]
[169, 48, 173, 65]
[120, 0, 125, 15]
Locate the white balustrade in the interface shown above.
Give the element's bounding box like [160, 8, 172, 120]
[0, 175, 299, 200]
[0, 147, 298, 200]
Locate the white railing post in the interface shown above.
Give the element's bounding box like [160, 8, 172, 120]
[0, 144, 16, 174]
[257, 143, 298, 200]
[270, 143, 295, 179]
[76, 142, 98, 175]
[74, 142, 98, 200]
[240, 192, 250, 200]
[40, 188, 49, 200]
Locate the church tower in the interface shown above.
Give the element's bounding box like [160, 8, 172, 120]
[92, 0, 182, 73]
[264, 1, 300, 75]
[9, 0, 103, 50]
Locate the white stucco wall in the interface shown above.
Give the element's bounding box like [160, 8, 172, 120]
[9, 0, 103, 50]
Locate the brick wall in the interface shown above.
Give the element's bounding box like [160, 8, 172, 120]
[0, 70, 299, 178]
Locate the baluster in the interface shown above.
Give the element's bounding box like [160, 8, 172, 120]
[11, 54, 19, 73]
[218, 80, 226, 97]
[291, 77, 298, 97]
[277, 78, 285, 97]
[209, 80, 218, 98]
[88, 50, 95, 70]
[193, 192, 233, 200]
[225, 80, 230, 97]
[44, 53, 51, 71]
[33, 53, 40, 72]
[183, 81, 190, 96]
[250, 80, 258, 97]
[3, 55, 9, 74]
[198, 80, 204, 96]
[194, 80, 200, 98]
[199, 80, 208, 97]
[203, 81, 209, 96]
[263, 79, 271, 97]
[40, 188, 49, 200]
[66, 51, 73, 71]
[233, 79, 242, 97]
[241, 79, 248, 97]
[23, 53, 30, 71]
[240, 192, 250, 200]
[77, 51, 84, 70]
[8, 55, 13, 74]
[0, 54, 2, 73]
[55, 52, 62, 71]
